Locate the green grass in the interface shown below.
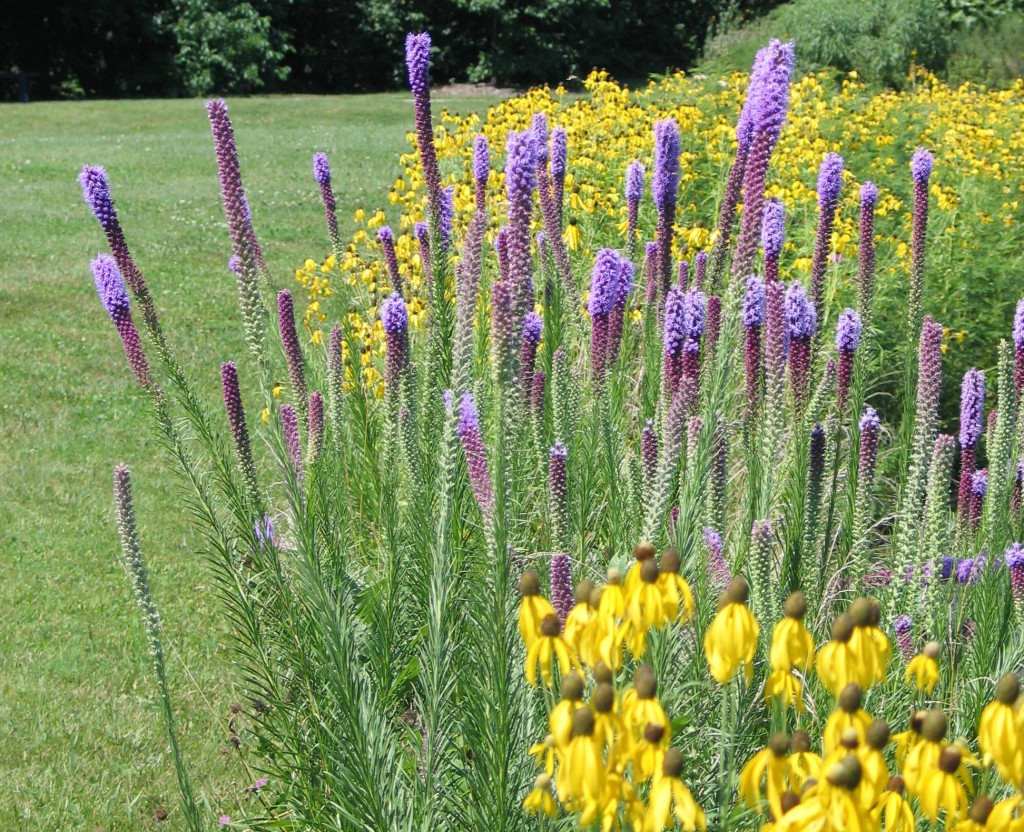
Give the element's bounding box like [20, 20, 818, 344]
[0, 91, 496, 831]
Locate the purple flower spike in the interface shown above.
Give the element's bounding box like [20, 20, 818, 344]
[381, 292, 409, 402]
[80, 165, 116, 231]
[1006, 544, 1024, 614]
[308, 390, 324, 464]
[694, 251, 708, 289]
[504, 129, 538, 321]
[857, 406, 881, 496]
[817, 152, 845, 211]
[531, 113, 549, 162]
[405, 32, 431, 95]
[743, 276, 766, 328]
[626, 160, 644, 203]
[959, 369, 986, 448]
[1014, 298, 1024, 394]
[221, 361, 259, 496]
[785, 282, 816, 340]
[893, 614, 914, 660]
[550, 553, 573, 627]
[705, 295, 722, 359]
[549, 441, 570, 550]
[278, 290, 307, 417]
[761, 197, 785, 282]
[641, 419, 658, 492]
[473, 134, 489, 207]
[439, 185, 454, 249]
[644, 241, 659, 303]
[405, 32, 442, 214]
[91, 254, 151, 387]
[911, 148, 934, 185]
[971, 468, 988, 497]
[520, 311, 543, 396]
[313, 152, 331, 187]
[550, 128, 567, 181]
[861, 181, 878, 206]
[378, 225, 404, 294]
[457, 392, 494, 517]
[857, 182, 878, 321]
[589, 248, 622, 382]
[280, 404, 302, 475]
[653, 118, 681, 300]
[836, 308, 862, 410]
[703, 527, 731, 592]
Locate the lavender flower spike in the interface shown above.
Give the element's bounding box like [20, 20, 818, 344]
[588, 248, 621, 383]
[835, 308, 862, 410]
[761, 197, 785, 283]
[653, 118, 681, 301]
[743, 276, 766, 416]
[893, 614, 914, 661]
[549, 441, 570, 552]
[785, 282, 816, 411]
[504, 129, 538, 324]
[415, 221, 433, 291]
[405, 33, 442, 215]
[1013, 298, 1024, 394]
[221, 361, 260, 502]
[703, 528, 731, 592]
[857, 182, 878, 322]
[908, 148, 934, 335]
[520, 311, 543, 398]
[91, 254, 152, 387]
[381, 292, 410, 406]
[278, 290, 307, 422]
[810, 153, 844, 322]
[550, 553, 573, 628]
[457, 392, 494, 517]
[1005, 543, 1024, 620]
[625, 160, 644, 257]
[280, 404, 302, 475]
[473, 134, 489, 209]
[957, 368, 985, 528]
[378, 226, 403, 295]
[312, 152, 341, 253]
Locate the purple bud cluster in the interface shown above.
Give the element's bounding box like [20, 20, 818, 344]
[457, 392, 494, 517]
[91, 255, 151, 387]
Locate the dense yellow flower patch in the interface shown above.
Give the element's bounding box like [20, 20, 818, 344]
[294, 67, 1024, 394]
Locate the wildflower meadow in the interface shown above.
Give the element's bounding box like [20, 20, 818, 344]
[79, 31, 1024, 832]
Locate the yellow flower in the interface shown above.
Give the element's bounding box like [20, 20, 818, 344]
[703, 577, 759, 685]
[563, 580, 597, 659]
[590, 682, 626, 756]
[623, 559, 669, 657]
[847, 597, 891, 685]
[260, 407, 270, 424]
[579, 767, 644, 832]
[977, 673, 1023, 784]
[621, 665, 667, 739]
[857, 720, 892, 807]
[624, 541, 656, 597]
[555, 708, 606, 804]
[768, 592, 814, 672]
[902, 710, 948, 794]
[917, 746, 970, 825]
[563, 217, 582, 251]
[656, 547, 694, 624]
[523, 773, 557, 817]
[598, 567, 627, 619]
[740, 733, 790, 819]
[765, 669, 805, 711]
[817, 613, 868, 695]
[952, 795, 1001, 831]
[524, 613, 578, 688]
[776, 757, 872, 832]
[631, 721, 671, 782]
[787, 731, 823, 791]
[988, 795, 1024, 831]
[872, 777, 915, 832]
[823, 684, 873, 757]
[549, 672, 585, 749]
[272, 382, 283, 399]
[517, 571, 556, 650]
[643, 748, 706, 832]
[528, 733, 557, 776]
[904, 640, 940, 695]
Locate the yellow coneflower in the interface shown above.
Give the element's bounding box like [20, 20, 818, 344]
[624, 559, 669, 657]
[703, 577, 760, 685]
[952, 795, 999, 831]
[902, 710, 948, 794]
[904, 640, 941, 695]
[787, 730, 823, 791]
[555, 708, 606, 805]
[817, 613, 866, 695]
[528, 733, 557, 776]
[769, 592, 815, 672]
[590, 682, 626, 756]
[872, 776, 915, 832]
[977, 673, 1023, 784]
[578, 767, 644, 832]
[525, 613, 578, 688]
[549, 672, 585, 749]
[518, 570, 556, 650]
[848, 597, 891, 686]
[656, 548, 694, 624]
[563, 217, 582, 251]
[892, 710, 926, 769]
[857, 720, 892, 807]
[643, 748, 707, 832]
[621, 665, 667, 738]
[988, 794, 1024, 831]
[598, 567, 627, 619]
[918, 745, 970, 825]
[624, 541, 656, 598]
[631, 721, 671, 782]
[523, 772, 558, 817]
[823, 684, 873, 756]
[739, 732, 791, 819]
[563, 579, 597, 658]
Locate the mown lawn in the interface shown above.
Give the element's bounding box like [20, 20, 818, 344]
[0, 91, 496, 831]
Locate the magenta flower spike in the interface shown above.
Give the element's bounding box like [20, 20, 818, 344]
[957, 368, 986, 524]
[1006, 543, 1024, 619]
[550, 127, 567, 217]
[1013, 298, 1024, 394]
[908, 148, 934, 334]
[405, 32, 442, 216]
[644, 241, 659, 304]
[761, 197, 785, 284]
[652, 118, 681, 303]
[473, 134, 490, 210]
[381, 292, 409, 408]
[549, 440, 570, 550]
[278, 290, 307, 420]
[308, 390, 325, 465]
[520, 312, 543, 399]
[91, 254, 152, 388]
[703, 528, 731, 593]
[857, 182, 878, 321]
[313, 152, 341, 253]
[221, 361, 260, 498]
[588, 248, 622, 384]
[785, 282, 816, 411]
[893, 615, 914, 661]
[457, 392, 494, 518]
[744, 276, 766, 415]
[550, 553, 573, 627]
[641, 419, 658, 494]
[835, 308, 862, 411]
[280, 404, 302, 475]
[694, 251, 708, 290]
[705, 294, 722, 362]
[626, 160, 644, 255]
[969, 469, 987, 533]
[607, 258, 635, 366]
[810, 153, 844, 321]
[414, 221, 433, 292]
[504, 129, 538, 324]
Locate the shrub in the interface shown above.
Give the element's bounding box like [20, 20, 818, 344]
[81, 32, 1024, 832]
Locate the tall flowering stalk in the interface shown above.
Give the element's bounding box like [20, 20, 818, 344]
[456, 392, 494, 519]
[491, 279, 517, 392]
[607, 259, 635, 366]
[415, 222, 433, 294]
[920, 433, 956, 569]
[908, 148, 934, 336]
[652, 118, 680, 303]
[625, 160, 644, 259]
[703, 528, 731, 593]
[313, 152, 341, 256]
[550, 553, 573, 628]
[278, 290, 308, 423]
[644, 242, 659, 304]
[809, 153, 844, 323]
[381, 292, 410, 413]
[326, 324, 344, 449]
[761, 198, 784, 284]
[537, 128, 578, 310]
[835, 308, 862, 411]
[79, 166, 167, 352]
[851, 407, 881, 559]
[694, 251, 708, 290]
[707, 418, 728, 533]
[206, 99, 267, 365]
[641, 419, 658, 502]
[378, 226, 403, 295]
[743, 276, 766, 417]
[749, 519, 775, 626]
[898, 316, 944, 569]
[969, 469, 987, 533]
[663, 286, 705, 405]
[549, 441, 570, 552]
[957, 368, 986, 533]
[856, 182, 878, 325]
[761, 278, 787, 459]
[550, 127, 567, 219]
[893, 614, 914, 661]
[91, 255, 153, 388]
[1013, 299, 1024, 395]
[308, 390, 325, 466]
[505, 129, 539, 328]
[732, 40, 796, 280]
[520, 312, 543, 400]
[785, 282, 817, 414]
[588, 249, 622, 384]
[1006, 543, 1024, 623]
[405, 33, 442, 222]
[802, 423, 827, 586]
[705, 295, 722, 364]
[221, 361, 261, 506]
[280, 404, 302, 475]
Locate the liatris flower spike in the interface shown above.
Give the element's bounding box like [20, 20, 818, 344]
[91, 254, 152, 387]
[588, 248, 622, 383]
[312, 152, 340, 253]
[520, 311, 543, 397]
[1005, 543, 1024, 620]
[473, 134, 489, 208]
[377, 226, 403, 295]
[857, 182, 878, 320]
[893, 614, 914, 661]
[278, 290, 307, 421]
[761, 197, 784, 283]
[785, 282, 816, 411]
[221, 361, 260, 502]
[908, 147, 934, 333]
[549, 441, 570, 552]
[626, 160, 644, 255]
[652, 118, 680, 301]
[957, 368, 986, 527]
[405, 33, 441, 213]
[835, 308, 862, 410]
[456, 392, 494, 518]
[744, 276, 766, 414]
[1013, 298, 1024, 393]
[810, 153, 844, 319]
[381, 292, 409, 408]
